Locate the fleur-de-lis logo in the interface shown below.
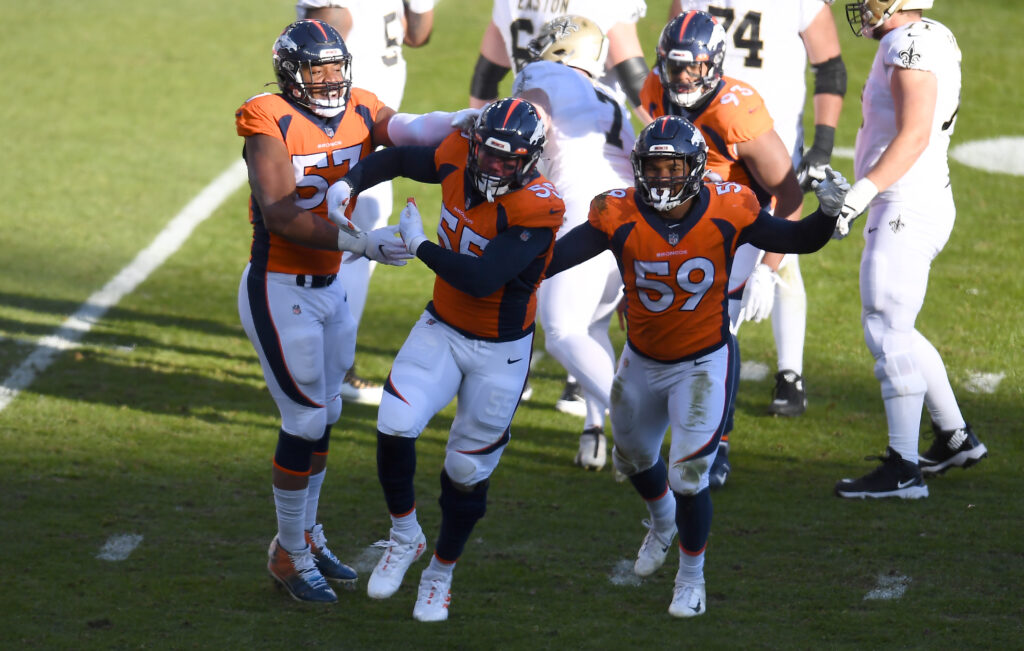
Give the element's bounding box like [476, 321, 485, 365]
[889, 215, 905, 234]
[898, 41, 921, 67]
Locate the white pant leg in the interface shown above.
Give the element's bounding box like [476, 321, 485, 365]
[238, 266, 355, 440]
[609, 346, 671, 477]
[859, 190, 955, 459]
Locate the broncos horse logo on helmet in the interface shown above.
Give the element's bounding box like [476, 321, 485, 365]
[273, 19, 352, 118]
[468, 98, 546, 202]
[656, 10, 726, 109]
[632, 115, 708, 212]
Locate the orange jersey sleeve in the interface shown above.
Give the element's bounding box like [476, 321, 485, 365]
[427, 133, 564, 340]
[235, 89, 386, 275]
[588, 184, 760, 362]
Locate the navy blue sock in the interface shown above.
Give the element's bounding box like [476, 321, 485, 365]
[676, 487, 713, 553]
[376, 431, 417, 516]
[628, 458, 669, 501]
[435, 470, 488, 562]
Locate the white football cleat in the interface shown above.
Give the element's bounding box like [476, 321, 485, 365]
[668, 581, 706, 618]
[367, 527, 427, 599]
[634, 519, 676, 577]
[574, 427, 607, 471]
[413, 567, 452, 622]
[340, 368, 383, 405]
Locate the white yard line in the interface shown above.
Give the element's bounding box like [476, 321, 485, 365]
[0, 159, 247, 414]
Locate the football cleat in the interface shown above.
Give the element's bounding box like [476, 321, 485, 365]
[367, 527, 427, 599]
[520, 377, 534, 402]
[574, 426, 607, 471]
[305, 524, 358, 587]
[340, 367, 383, 405]
[919, 422, 988, 476]
[668, 581, 706, 618]
[554, 380, 586, 418]
[708, 441, 731, 489]
[768, 370, 807, 417]
[634, 519, 676, 577]
[412, 567, 453, 622]
[267, 537, 338, 603]
[835, 447, 929, 499]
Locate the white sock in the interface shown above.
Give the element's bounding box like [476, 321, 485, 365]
[391, 509, 421, 540]
[647, 491, 677, 537]
[273, 485, 308, 552]
[427, 554, 455, 577]
[884, 394, 926, 464]
[304, 469, 325, 530]
[677, 549, 705, 585]
[772, 256, 806, 374]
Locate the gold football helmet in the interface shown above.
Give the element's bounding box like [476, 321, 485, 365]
[527, 15, 609, 79]
[839, 0, 933, 37]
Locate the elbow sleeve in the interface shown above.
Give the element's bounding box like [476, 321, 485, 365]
[470, 54, 510, 100]
[812, 55, 847, 97]
[612, 56, 649, 108]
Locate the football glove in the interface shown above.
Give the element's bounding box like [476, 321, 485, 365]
[737, 263, 778, 324]
[450, 107, 482, 133]
[399, 198, 428, 255]
[796, 125, 835, 193]
[812, 166, 849, 217]
[832, 176, 876, 240]
[326, 179, 354, 226]
[337, 220, 411, 266]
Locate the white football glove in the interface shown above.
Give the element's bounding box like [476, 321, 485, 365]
[399, 198, 428, 254]
[450, 107, 482, 133]
[336, 220, 411, 266]
[326, 179, 354, 227]
[832, 177, 878, 240]
[737, 263, 778, 324]
[365, 224, 414, 266]
[796, 148, 830, 193]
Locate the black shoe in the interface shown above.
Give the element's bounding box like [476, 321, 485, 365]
[554, 380, 586, 417]
[835, 447, 928, 499]
[768, 370, 807, 416]
[708, 441, 731, 489]
[919, 422, 988, 476]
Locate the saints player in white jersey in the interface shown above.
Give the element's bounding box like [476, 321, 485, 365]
[470, 0, 651, 119]
[829, 0, 987, 499]
[297, 0, 435, 404]
[512, 16, 636, 471]
[671, 0, 847, 423]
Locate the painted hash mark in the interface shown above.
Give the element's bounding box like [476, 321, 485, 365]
[963, 371, 1004, 394]
[864, 574, 910, 601]
[96, 534, 143, 561]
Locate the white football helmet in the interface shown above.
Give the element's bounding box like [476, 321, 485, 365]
[527, 15, 609, 79]
[839, 0, 934, 37]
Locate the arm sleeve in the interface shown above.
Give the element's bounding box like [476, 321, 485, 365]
[545, 222, 611, 277]
[612, 56, 650, 108]
[417, 226, 554, 297]
[738, 207, 838, 254]
[342, 145, 440, 193]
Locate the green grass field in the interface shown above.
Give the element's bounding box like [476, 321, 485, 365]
[1, 1, 1021, 648]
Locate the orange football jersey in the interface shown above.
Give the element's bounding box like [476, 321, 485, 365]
[640, 73, 774, 204]
[587, 183, 761, 361]
[235, 88, 387, 275]
[428, 132, 564, 340]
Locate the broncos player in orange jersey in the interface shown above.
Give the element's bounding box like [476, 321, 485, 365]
[236, 19, 479, 603]
[332, 97, 563, 622]
[640, 10, 807, 488]
[546, 115, 849, 618]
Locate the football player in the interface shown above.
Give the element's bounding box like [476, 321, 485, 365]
[639, 10, 805, 487]
[332, 98, 563, 621]
[671, 0, 847, 420]
[545, 115, 850, 617]
[511, 16, 637, 471]
[470, 1, 652, 138]
[831, 0, 987, 498]
[236, 19, 476, 603]
[295, 0, 436, 404]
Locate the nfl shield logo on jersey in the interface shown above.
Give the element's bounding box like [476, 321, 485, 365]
[293, 304, 301, 315]
[668, 233, 679, 246]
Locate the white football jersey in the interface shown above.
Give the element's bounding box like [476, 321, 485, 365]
[855, 18, 961, 200]
[513, 61, 635, 229]
[296, 0, 409, 109]
[492, 0, 647, 102]
[675, 0, 825, 157]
